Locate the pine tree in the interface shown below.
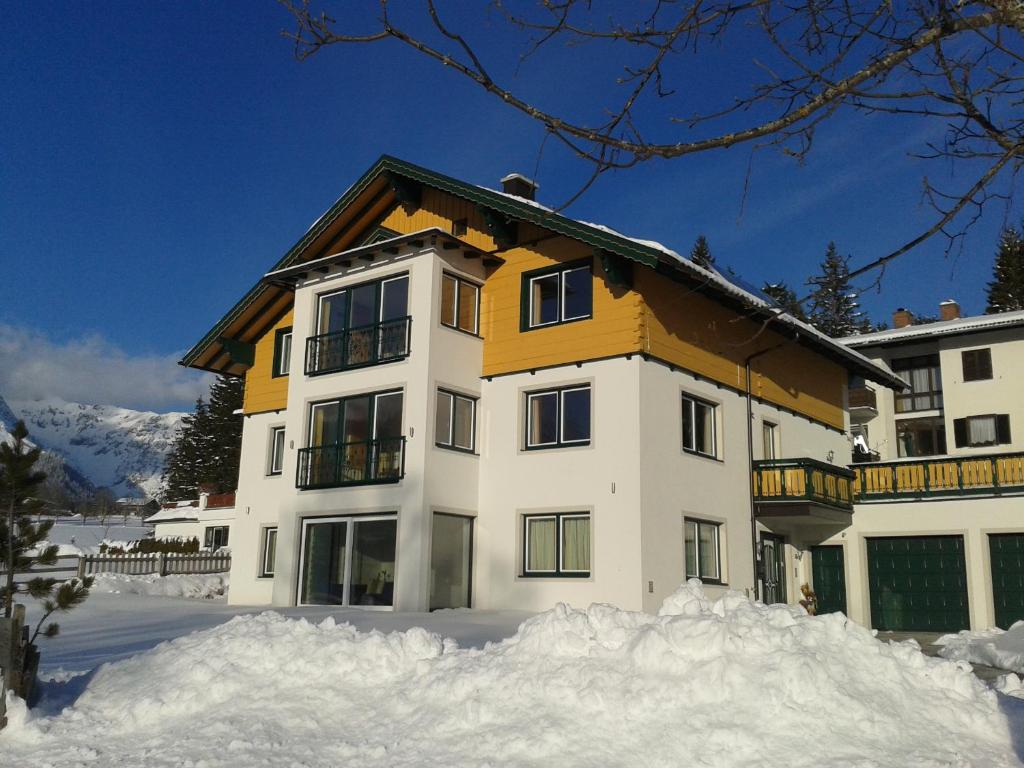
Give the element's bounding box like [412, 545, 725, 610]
[689, 235, 714, 270]
[1, 421, 92, 637]
[986, 225, 1024, 314]
[161, 376, 244, 500]
[806, 242, 870, 337]
[761, 282, 808, 321]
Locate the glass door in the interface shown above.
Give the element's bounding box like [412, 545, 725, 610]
[299, 515, 397, 607]
[429, 513, 473, 610]
[761, 533, 787, 604]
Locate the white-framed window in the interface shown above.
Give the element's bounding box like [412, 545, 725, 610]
[762, 421, 778, 460]
[268, 426, 286, 476]
[522, 262, 593, 329]
[435, 389, 477, 452]
[682, 394, 717, 457]
[272, 328, 292, 378]
[440, 272, 480, 335]
[523, 512, 591, 576]
[525, 385, 591, 449]
[684, 518, 721, 583]
[260, 527, 278, 578]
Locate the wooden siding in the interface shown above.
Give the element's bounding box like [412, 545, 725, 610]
[636, 269, 846, 429]
[243, 308, 293, 414]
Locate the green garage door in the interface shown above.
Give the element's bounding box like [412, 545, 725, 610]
[990, 533, 1024, 630]
[811, 546, 847, 615]
[866, 536, 969, 632]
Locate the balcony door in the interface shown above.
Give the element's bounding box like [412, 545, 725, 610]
[760, 533, 787, 604]
[314, 275, 409, 370]
[299, 515, 397, 607]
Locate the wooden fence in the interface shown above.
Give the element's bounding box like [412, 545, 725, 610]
[77, 552, 232, 578]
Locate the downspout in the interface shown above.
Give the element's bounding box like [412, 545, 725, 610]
[745, 337, 793, 601]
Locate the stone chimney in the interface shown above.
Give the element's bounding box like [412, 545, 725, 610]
[500, 173, 538, 201]
[939, 299, 961, 321]
[892, 308, 914, 328]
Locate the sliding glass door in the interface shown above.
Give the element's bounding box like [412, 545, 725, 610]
[313, 275, 410, 371]
[299, 515, 397, 607]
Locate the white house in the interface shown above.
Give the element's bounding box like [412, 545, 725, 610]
[145, 490, 236, 550]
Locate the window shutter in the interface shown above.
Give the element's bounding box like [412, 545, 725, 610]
[997, 414, 1012, 444]
[953, 418, 967, 448]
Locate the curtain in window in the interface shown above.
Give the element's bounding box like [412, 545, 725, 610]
[561, 517, 590, 571]
[695, 403, 715, 454]
[527, 519, 557, 571]
[968, 415, 997, 445]
[684, 521, 697, 577]
[698, 524, 718, 580]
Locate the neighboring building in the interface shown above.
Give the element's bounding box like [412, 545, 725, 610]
[145, 488, 236, 549]
[819, 303, 1024, 632]
[179, 155, 901, 613]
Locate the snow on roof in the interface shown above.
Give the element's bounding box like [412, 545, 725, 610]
[840, 309, 1024, 348]
[144, 507, 200, 524]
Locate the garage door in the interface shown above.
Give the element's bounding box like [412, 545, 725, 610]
[866, 536, 969, 632]
[990, 533, 1024, 630]
[811, 546, 847, 615]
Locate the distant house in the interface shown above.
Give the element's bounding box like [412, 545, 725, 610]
[144, 487, 235, 550]
[115, 497, 151, 517]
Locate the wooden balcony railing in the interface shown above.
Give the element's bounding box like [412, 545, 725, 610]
[848, 386, 877, 410]
[853, 452, 1024, 501]
[305, 316, 411, 376]
[296, 437, 406, 490]
[753, 458, 855, 512]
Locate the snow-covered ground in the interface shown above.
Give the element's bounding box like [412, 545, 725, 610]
[939, 623, 1024, 674]
[3, 580, 1023, 767]
[43, 517, 152, 556]
[91, 572, 230, 599]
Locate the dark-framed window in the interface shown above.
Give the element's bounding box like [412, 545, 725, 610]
[892, 354, 943, 413]
[682, 394, 717, 458]
[260, 527, 278, 578]
[962, 349, 993, 382]
[272, 327, 292, 378]
[954, 414, 1011, 448]
[525, 385, 591, 449]
[436, 389, 477, 452]
[316, 273, 409, 336]
[451, 218, 468, 237]
[204, 526, 229, 550]
[440, 272, 480, 335]
[268, 426, 286, 476]
[520, 260, 593, 331]
[684, 518, 722, 583]
[523, 512, 590, 576]
[896, 416, 946, 457]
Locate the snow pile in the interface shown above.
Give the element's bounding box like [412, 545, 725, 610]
[91, 572, 229, 599]
[938, 622, 1024, 672]
[1, 581, 1019, 767]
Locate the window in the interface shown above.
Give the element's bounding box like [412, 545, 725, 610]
[260, 528, 278, 578]
[896, 417, 946, 457]
[268, 426, 286, 475]
[682, 394, 717, 458]
[962, 349, 993, 382]
[204, 526, 229, 550]
[684, 519, 721, 583]
[892, 354, 942, 413]
[762, 421, 778, 460]
[525, 385, 591, 449]
[521, 261, 593, 330]
[954, 414, 1011, 448]
[440, 273, 480, 335]
[272, 328, 292, 378]
[451, 218, 468, 237]
[435, 389, 477, 452]
[523, 513, 590, 576]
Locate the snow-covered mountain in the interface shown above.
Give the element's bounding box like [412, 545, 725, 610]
[1, 396, 184, 499]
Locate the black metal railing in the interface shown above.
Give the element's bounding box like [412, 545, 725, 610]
[305, 316, 411, 376]
[753, 458, 856, 512]
[296, 437, 406, 490]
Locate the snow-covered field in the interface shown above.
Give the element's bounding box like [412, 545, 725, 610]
[91, 572, 230, 599]
[3, 580, 1023, 767]
[43, 517, 152, 556]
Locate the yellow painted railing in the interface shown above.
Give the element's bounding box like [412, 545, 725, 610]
[853, 452, 1024, 500]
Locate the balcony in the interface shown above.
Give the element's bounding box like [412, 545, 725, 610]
[848, 386, 878, 423]
[296, 437, 406, 490]
[753, 458, 856, 542]
[305, 316, 411, 376]
[853, 452, 1024, 502]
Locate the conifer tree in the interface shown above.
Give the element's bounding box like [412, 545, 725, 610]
[689, 235, 714, 270]
[806, 242, 870, 337]
[986, 225, 1024, 314]
[761, 282, 808, 321]
[1, 421, 92, 636]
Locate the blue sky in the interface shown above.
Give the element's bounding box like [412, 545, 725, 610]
[1, 3, 1018, 412]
